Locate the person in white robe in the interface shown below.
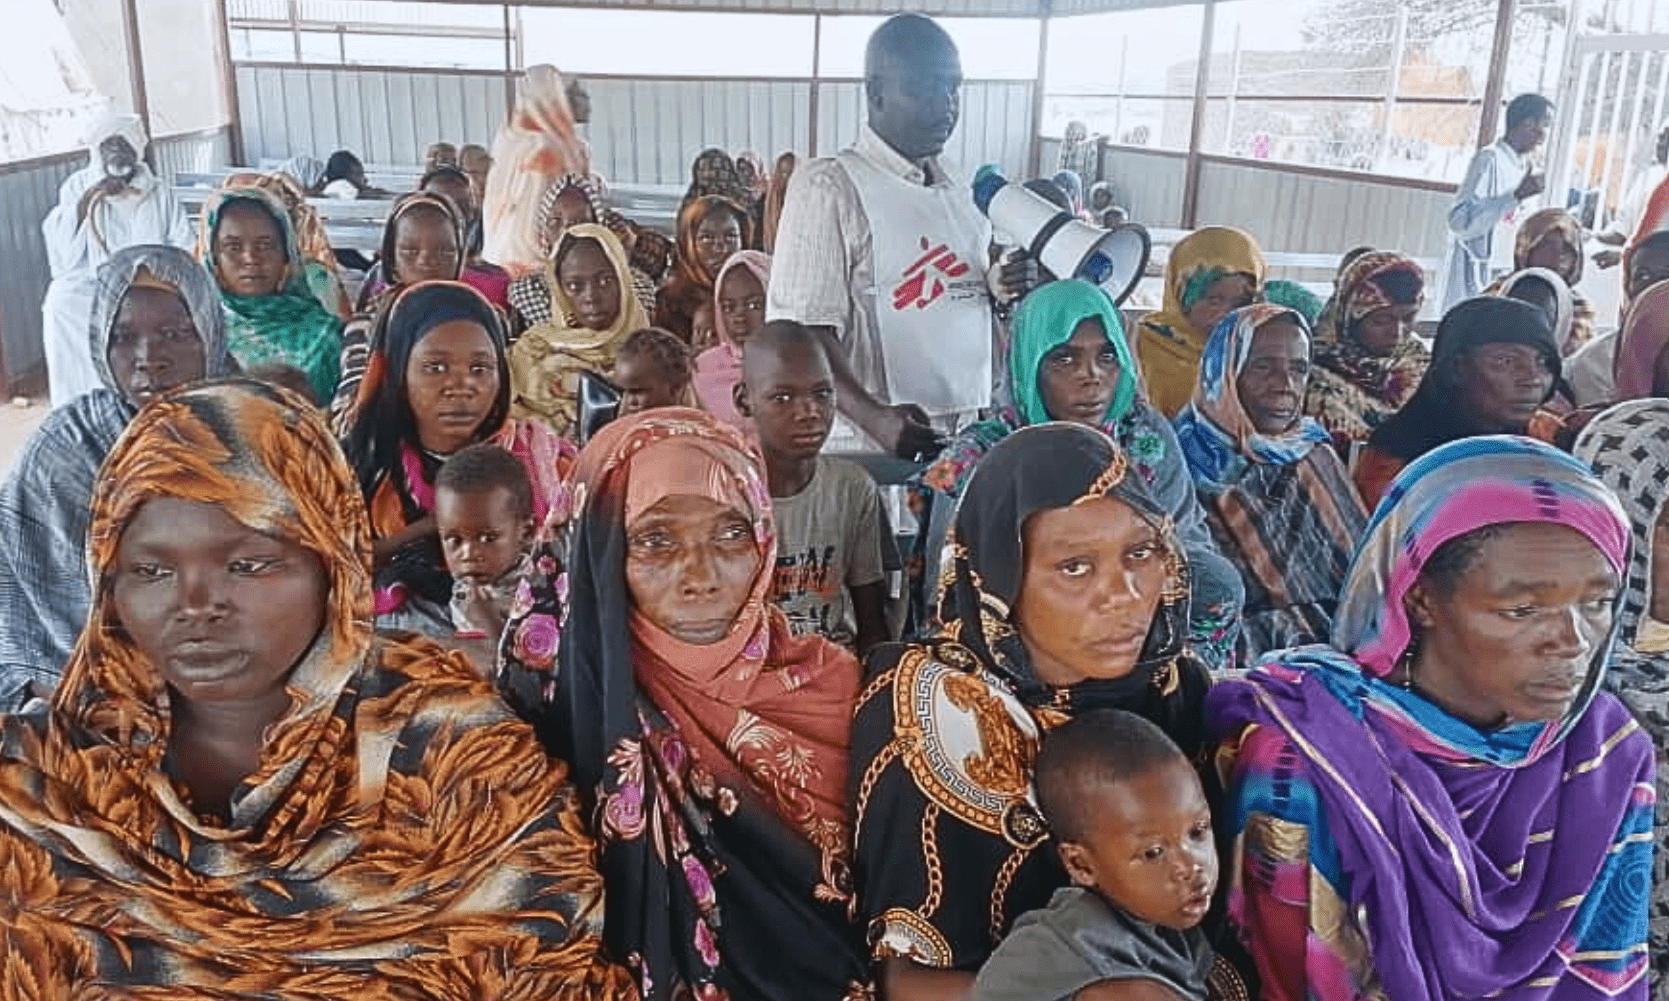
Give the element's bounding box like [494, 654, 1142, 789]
[40, 113, 193, 405]
[1443, 93, 1552, 312]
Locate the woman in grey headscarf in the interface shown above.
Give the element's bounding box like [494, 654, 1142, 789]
[0, 244, 235, 709]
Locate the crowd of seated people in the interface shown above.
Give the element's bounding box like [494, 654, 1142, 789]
[0, 12, 1666, 1001]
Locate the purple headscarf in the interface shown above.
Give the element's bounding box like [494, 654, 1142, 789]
[1209, 435, 1655, 1000]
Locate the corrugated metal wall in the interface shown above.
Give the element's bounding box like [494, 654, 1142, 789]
[235, 65, 506, 166]
[0, 156, 79, 394]
[1101, 147, 1188, 227]
[1193, 158, 1451, 262]
[585, 78, 814, 185]
[234, 64, 1035, 184]
[0, 129, 231, 394]
[235, 64, 1034, 183]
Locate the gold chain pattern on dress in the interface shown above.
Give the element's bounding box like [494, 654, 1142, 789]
[850, 739, 901, 852]
[988, 845, 1029, 945]
[920, 802, 944, 917]
[855, 667, 899, 712]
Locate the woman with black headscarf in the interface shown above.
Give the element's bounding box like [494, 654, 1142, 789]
[339, 281, 572, 628]
[1354, 296, 1560, 506]
[851, 422, 1224, 1001]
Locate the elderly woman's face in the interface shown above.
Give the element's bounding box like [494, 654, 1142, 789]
[214, 201, 287, 298]
[1406, 522, 1615, 727]
[112, 497, 327, 707]
[108, 285, 206, 406]
[1236, 318, 1310, 435]
[1014, 495, 1167, 687]
[625, 494, 760, 646]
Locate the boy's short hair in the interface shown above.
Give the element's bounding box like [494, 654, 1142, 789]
[619, 327, 693, 385]
[435, 444, 534, 522]
[741, 320, 830, 380]
[1505, 93, 1553, 131]
[1035, 709, 1187, 843]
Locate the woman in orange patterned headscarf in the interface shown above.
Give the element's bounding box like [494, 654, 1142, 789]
[498, 408, 868, 1001]
[0, 378, 634, 997]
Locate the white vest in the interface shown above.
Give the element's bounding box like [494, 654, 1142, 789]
[839, 149, 993, 417]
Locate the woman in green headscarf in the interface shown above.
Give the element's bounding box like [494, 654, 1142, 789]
[913, 279, 1243, 667]
[200, 186, 343, 402]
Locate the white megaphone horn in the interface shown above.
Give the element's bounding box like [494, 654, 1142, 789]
[972, 165, 1150, 305]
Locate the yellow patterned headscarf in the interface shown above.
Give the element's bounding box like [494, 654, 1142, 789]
[1137, 226, 1266, 415]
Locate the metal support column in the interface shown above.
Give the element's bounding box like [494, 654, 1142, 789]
[1180, 0, 1216, 228]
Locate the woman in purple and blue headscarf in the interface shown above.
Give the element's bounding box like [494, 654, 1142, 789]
[1211, 435, 1655, 1001]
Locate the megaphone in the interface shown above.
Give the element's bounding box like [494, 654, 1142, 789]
[972, 165, 1150, 305]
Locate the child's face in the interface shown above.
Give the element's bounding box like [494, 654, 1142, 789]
[691, 305, 719, 352]
[737, 340, 835, 464]
[614, 353, 684, 417]
[717, 266, 767, 347]
[1058, 758, 1218, 930]
[434, 485, 535, 584]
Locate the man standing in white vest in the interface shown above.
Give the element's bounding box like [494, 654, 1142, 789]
[769, 14, 1030, 460]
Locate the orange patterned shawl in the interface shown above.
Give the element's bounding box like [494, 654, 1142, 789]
[0, 379, 635, 998]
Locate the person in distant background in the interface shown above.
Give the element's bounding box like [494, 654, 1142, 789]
[566, 77, 592, 125]
[41, 112, 193, 405]
[682, 148, 745, 210]
[425, 141, 459, 172]
[1596, 118, 1669, 268]
[482, 65, 590, 276]
[657, 194, 751, 343]
[1444, 93, 1551, 310]
[1488, 207, 1593, 354]
[320, 149, 392, 200]
[1137, 226, 1266, 416]
[460, 143, 493, 203]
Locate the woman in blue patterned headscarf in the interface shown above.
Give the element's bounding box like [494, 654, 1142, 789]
[1173, 304, 1366, 658]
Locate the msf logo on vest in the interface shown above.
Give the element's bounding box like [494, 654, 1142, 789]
[892, 236, 975, 312]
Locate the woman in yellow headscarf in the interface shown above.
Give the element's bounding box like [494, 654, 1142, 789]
[1137, 225, 1266, 415]
[509, 222, 650, 436]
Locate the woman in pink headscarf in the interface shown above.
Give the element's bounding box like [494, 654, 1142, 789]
[481, 65, 591, 277]
[693, 251, 771, 427]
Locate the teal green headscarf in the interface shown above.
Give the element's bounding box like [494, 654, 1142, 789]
[1009, 279, 1138, 426]
[203, 186, 343, 403]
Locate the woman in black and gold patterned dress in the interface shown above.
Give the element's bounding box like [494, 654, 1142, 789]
[849, 422, 1228, 1001]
